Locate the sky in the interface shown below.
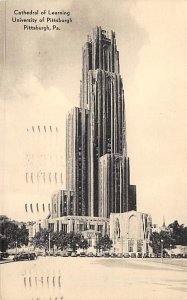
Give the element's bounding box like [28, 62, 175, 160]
[0, 0, 187, 226]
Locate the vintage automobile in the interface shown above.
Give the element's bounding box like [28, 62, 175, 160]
[103, 252, 111, 257]
[116, 253, 123, 258]
[95, 252, 103, 257]
[13, 253, 37, 261]
[123, 253, 130, 258]
[130, 253, 137, 258]
[110, 252, 117, 258]
[61, 252, 69, 257]
[0, 252, 9, 260]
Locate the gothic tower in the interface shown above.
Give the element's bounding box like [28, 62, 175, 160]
[66, 26, 136, 218]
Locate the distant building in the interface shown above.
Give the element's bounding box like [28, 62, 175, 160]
[152, 217, 172, 234]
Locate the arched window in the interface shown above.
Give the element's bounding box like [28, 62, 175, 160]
[128, 215, 138, 239]
[115, 218, 120, 238]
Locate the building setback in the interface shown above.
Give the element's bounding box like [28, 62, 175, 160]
[66, 108, 89, 216]
[66, 26, 136, 218]
[99, 154, 135, 218]
[51, 190, 75, 218]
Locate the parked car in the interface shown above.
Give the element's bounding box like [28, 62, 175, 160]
[30, 253, 37, 260]
[87, 252, 94, 257]
[143, 253, 149, 258]
[104, 252, 111, 257]
[67, 250, 74, 257]
[71, 252, 77, 257]
[110, 252, 117, 258]
[130, 253, 136, 258]
[13, 253, 37, 261]
[79, 252, 86, 257]
[123, 253, 130, 258]
[0, 252, 9, 260]
[95, 252, 103, 257]
[36, 251, 45, 257]
[61, 252, 69, 257]
[56, 251, 63, 256]
[117, 253, 123, 258]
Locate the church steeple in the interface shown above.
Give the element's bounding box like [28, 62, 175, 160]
[162, 216, 166, 228]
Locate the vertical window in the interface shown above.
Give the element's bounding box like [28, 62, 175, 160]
[128, 240, 134, 252]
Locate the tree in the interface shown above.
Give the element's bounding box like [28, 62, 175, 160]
[31, 230, 89, 252]
[0, 221, 29, 249]
[150, 220, 187, 254]
[66, 232, 88, 251]
[0, 234, 7, 252]
[96, 234, 113, 252]
[18, 225, 29, 246]
[31, 228, 50, 250]
[50, 231, 68, 250]
[169, 221, 187, 246]
[79, 236, 89, 250]
[150, 231, 175, 254]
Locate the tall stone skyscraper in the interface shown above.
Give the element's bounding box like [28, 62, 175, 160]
[66, 26, 136, 218]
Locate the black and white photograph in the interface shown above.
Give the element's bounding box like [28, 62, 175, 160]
[0, 0, 187, 299]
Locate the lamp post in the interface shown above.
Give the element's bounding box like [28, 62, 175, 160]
[48, 232, 51, 256]
[170, 244, 172, 259]
[81, 235, 84, 252]
[161, 239, 163, 262]
[15, 241, 18, 255]
[95, 233, 98, 255]
[121, 236, 124, 254]
[87, 234, 91, 249]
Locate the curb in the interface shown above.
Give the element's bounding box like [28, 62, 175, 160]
[0, 260, 13, 265]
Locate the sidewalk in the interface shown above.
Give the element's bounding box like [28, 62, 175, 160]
[143, 258, 187, 269]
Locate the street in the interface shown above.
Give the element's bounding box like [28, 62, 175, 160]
[1, 257, 187, 300]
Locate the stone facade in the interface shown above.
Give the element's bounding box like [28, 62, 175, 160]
[29, 215, 109, 239]
[110, 211, 152, 255]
